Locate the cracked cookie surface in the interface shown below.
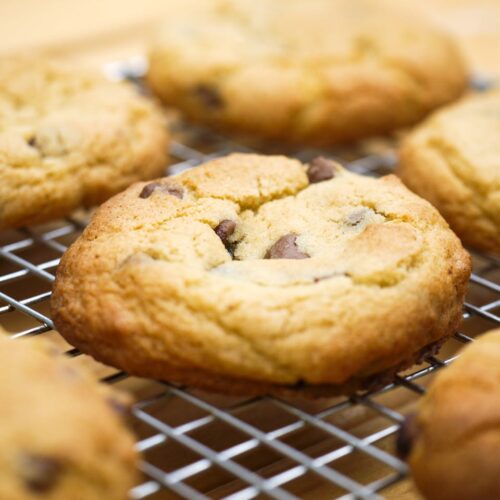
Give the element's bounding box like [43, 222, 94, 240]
[399, 90, 500, 254]
[0, 57, 170, 230]
[0, 330, 138, 500]
[52, 153, 471, 396]
[399, 329, 500, 500]
[147, 0, 467, 145]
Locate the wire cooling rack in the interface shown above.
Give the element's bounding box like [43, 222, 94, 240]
[1, 59, 499, 500]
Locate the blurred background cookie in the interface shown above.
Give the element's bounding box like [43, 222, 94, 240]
[397, 329, 500, 500]
[147, 0, 468, 145]
[0, 57, 169, 230]
[0, 330, 138, 500]
[398, 90, 500, 254]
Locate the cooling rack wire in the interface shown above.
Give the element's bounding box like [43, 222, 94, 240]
[0, 58, 499, 500]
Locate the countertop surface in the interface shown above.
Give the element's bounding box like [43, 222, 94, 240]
[1, 0, 499, 79]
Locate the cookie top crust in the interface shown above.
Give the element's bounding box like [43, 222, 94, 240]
[148, 0, 467, 144]
[399, 90, 500, 253]
[0, 331, 138, 500]
[0, 57, 169, 229]
[52, 154, 470, 391]
[401, 329, 500, 500]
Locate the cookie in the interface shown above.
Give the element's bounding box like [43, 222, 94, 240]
[0, 57, 169, 230]
[0, 330, 138, 500]
[398, 90, 500, 254]
[52, 153, 471, 396]
[397, 329, 500, 500]
[147, 0, 467, 145]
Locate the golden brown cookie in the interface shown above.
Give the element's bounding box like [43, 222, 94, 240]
[397, 329, 500, 500]
[0, 57, 169, 230]
[0, 330, 138, 499]
[148, 0, 467, 145]
[52, 154, 471, 396]
[398, 90, 500, 254]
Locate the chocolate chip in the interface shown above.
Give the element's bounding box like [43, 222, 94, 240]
[215, 220, 236, 247]
[193, 84, 225, 109]
[265, 234, 310, 260]
[21, 454, 63, 493]
[27, 137, 37, 148]
[307, 157, 338, 184]
[139, 182, 184, 199]
[396, 413, 420, 460]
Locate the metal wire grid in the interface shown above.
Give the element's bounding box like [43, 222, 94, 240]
[0, 63, 499, 500]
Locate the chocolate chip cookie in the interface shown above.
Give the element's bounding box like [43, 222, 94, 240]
[398, 90, 500, 254]
[0, 330, 138, 499]
[397, 329, 500, 500]
[148, 0, 467, 145]
[0, 57, 169, 230]
[52, 153, 471, 396]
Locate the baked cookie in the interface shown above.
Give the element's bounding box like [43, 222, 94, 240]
[0, 57, 169, 230]
[147, 0, 467, 145]
[398, 90, 500, 254]
[52, 154, 471, 396]
[0, 330, 138, 500]
[397, 329, 500, 500]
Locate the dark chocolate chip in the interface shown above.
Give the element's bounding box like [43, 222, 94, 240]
[396, 413, 420, 460]
[27, 137, 37, 148]
[193, 84, 225, 109]
[21, 454, 63, 493]
[265, 234, 310, 260]
[307, 157, 337, 184]
[139, 182, 184, 199]
[215, 220, 236, 248]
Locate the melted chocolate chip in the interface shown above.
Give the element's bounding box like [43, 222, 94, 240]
[265, 234, 310, 260]
[193, 84, 225, 109]
[307, 157, 337, 183]
[21, 454, 63, 493]
[396, 413, 420, 460]
[215, 220, 236, 249]
[139, 182, 184, 199]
